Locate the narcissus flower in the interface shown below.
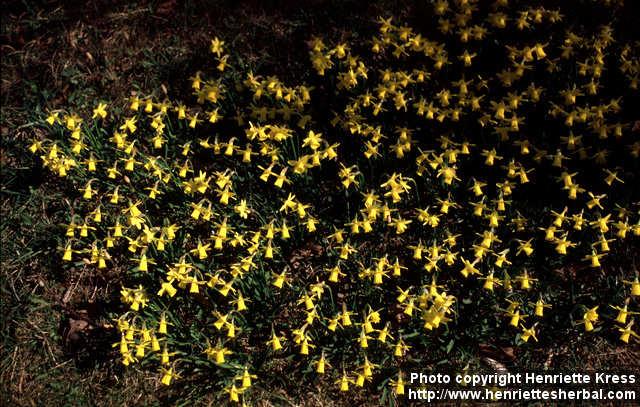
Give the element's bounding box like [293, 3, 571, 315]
[92, 102, 108, 119]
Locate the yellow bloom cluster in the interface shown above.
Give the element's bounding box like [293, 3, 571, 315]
[30, 0, 639, 402]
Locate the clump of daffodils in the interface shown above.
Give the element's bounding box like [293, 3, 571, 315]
[31, 0, 639, 403]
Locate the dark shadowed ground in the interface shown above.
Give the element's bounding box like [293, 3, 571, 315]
[1, 1, 639, 406]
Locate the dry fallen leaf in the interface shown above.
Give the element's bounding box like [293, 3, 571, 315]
[482, 357, 509, 373]
[479, 343, 516, 362]
[63, 317, 91, 347]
